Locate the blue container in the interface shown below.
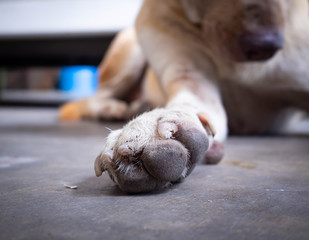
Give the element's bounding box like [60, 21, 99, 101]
[59, 66, 98, 97]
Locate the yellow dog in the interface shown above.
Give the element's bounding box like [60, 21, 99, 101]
[60, 0, 309, 193]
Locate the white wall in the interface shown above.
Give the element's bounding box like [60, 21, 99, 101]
[0, 0, 143, 38]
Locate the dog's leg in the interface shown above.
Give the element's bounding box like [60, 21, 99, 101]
[94, 67, 228, 193]
[95, 56, 228, 193]
[94, 3, 229, 192]
[59, 28, 147, 121]
[159, 70, 228, 164]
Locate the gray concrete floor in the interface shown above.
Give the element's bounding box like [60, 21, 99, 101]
[0, 107, 309, 240]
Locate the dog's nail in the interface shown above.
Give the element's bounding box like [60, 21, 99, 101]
[174, 126, 209, 166]
[94, 151, 112, 177]
[198, 113, 216, 137]
[102, 151, 113, 162]
[158, 122, 178, 139]
[118, 143, 135, 156]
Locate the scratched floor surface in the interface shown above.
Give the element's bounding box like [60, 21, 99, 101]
[0, 107, 308, 240]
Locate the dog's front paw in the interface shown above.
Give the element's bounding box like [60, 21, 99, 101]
[94, 108, 219, 193]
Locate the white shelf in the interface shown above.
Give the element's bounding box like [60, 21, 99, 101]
[0, 0, 143, 38]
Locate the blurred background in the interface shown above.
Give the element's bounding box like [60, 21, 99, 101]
[0, 0, 143, 107]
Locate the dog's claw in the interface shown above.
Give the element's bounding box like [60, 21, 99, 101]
[94, 151, 112, 177]
[118, 143, 135, 156]
[157, 122, 179, 139]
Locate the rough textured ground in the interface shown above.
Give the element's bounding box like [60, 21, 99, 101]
[0, 108, 308, 240]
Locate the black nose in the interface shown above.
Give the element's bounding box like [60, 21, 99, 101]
[239, 31, 284, 61]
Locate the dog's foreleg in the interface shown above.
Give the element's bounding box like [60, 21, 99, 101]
[162, 69, 228, 164]
[142, 59, 228, 164]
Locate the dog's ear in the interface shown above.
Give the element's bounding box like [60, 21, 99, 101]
[94, 151, 112, 177]
[181, 0, 201, 23]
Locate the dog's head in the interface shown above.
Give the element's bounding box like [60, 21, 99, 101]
[182, 0, 306, 62]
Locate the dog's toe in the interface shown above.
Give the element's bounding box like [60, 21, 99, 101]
[142, 140, 188, 181]
[157, 122, 179, 139]
[204, 140, 224, 164]
[115, 167, 162, 193]
[174, 125, 210, 167]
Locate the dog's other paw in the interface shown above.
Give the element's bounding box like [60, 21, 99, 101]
[59, 97, 150, 122]
[59, 98, 130, 121]
[94, 108, 221, 193]
[59, 100, 85, 121]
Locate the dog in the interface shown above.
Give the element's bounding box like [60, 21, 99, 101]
[60, 0, 309, 193]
